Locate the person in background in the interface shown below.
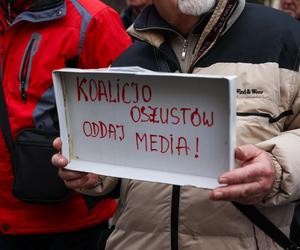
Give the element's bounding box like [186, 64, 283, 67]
[0, 0, 131, 249]
[121, 0, 152, 29]
[279, 0, 300, 19]
[53, 0, 300, 249]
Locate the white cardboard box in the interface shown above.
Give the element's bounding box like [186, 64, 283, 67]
[53, 68, 236, 189]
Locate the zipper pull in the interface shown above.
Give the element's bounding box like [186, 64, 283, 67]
[20, 81, 27, 103]
[7, 2, 12, 20]
[181, 39, 188, 61]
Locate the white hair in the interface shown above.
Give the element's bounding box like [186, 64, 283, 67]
[178, 0, 217, 16]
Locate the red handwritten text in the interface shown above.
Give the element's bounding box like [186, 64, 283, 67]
[82, 120, 125, 142]
[130, 106, 214, 127]
[76, 77, 152, 104]
[136, 132, 200, 158]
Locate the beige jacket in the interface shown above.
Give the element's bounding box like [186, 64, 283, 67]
[81, 0, 300, 249]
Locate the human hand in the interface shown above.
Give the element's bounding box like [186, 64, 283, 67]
[52, 137, 100, 189]
[210, 144, 276, 204]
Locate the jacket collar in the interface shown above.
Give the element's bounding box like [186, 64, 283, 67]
[128, 6, 185, 50]
[133, 5, 174, 32]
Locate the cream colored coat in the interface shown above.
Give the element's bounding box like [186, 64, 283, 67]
[81, 0, 300, 249]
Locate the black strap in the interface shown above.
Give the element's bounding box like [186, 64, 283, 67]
[233, 202, 300, 250]
[0, 73, 14, 155]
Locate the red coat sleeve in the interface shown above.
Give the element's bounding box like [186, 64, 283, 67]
[79, 6, 132, 69]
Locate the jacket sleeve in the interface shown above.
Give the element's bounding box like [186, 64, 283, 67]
[78, 6, 131, 69]
[257, 69, 300, 206]
[77, 176, 120, 197]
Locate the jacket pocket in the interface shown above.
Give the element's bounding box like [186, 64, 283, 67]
[19, 32, 41, 103]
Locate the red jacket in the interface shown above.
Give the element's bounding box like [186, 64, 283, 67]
[0, 0, 131, 234]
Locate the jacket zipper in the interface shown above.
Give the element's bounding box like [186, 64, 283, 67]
[181, 39, 188, 61]
[6, 0, 15, 22]
[171, 185, 180, 250]
[7, 2, 12, 20]
[19, 33, 40, 103]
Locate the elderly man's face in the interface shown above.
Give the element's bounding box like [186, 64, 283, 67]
[280, 0, 300, 19]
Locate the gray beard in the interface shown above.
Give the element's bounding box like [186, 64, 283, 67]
[178, 0, 217, 16]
